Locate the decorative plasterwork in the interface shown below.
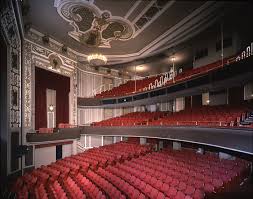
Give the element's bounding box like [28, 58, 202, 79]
[72, 68, 78, 125]
[26, 28, 77, 61]
[55, 0, 135, 48]
[23, 40, 78, 126]
[0, 3, 21, 128]
[27, 1, 222, 65]
[133, 0, 175, 38]
[23, 42, 32, 127]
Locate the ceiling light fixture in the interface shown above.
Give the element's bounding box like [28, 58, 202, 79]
[87, 53, 107, 66]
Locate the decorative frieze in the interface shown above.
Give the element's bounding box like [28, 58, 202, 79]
[26, 28, 77, 60]
[23, 40, 78, 127]
[1, 2, 21, 128]
[23, 41, 32, 127]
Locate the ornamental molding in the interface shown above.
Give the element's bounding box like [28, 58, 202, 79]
[26, 1, 223, 65]
[25, 35, 122, 78]
[0, 2, 21, 128]
[55, 0, 135, 48]
[23, 41, 32, 127]
[26, 29, 78, 61]
[23, 40, 78, 126]
[31, 43, 77, 70]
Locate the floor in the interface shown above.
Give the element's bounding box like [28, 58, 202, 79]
[209, 175, 253, 199]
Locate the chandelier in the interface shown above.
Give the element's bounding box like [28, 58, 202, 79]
[87, 53, 107, 66]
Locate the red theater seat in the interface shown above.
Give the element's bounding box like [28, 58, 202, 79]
[12, 143, 250, 199]
[38, 128, 54, 133]
[93, 56, 236, 99]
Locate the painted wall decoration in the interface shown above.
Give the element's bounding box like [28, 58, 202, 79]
[55, 0, 135, 48]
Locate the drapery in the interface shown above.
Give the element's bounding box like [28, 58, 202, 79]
[35, 67, 70, 130]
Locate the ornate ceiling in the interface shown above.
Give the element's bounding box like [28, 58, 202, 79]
[24, 0, 225, 65]
[57, 0, 134, 48]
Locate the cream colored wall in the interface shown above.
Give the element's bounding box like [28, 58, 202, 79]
[77, 70, 103, 98]
[103, 77, 114, 91]
[77, 70, 104, 125]
[91, 135, 102, 147]
[62, 144, 72, 158]
[244, 82, 253, 100]
[104, 108, 114, 120]
[35, 146, 56, 168]
[78, 108, 104, 125]
[202, 92, 210, 105]
[175, 97, 185, 112]
[123, 107, 134, 115]
[103, 136, 114, 145]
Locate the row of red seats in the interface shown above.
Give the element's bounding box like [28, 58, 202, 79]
[38, 128, 54, 133]
[74, 172, 106, 199]
[97, 167, 148, 199]
[86, 169, 125, 199]
[58, 123, 77, 128]
[12, 142, 151, 198]
[95, 75, 163, 98]
[112, 162, 205, 199]
[106, 148, 249, 199]
[12, 142, 250, 199]
[92, 105, 251, 128]
[34, 184, 48, 199]
[92, 111, 168, 126]
[61, 176, 85, 199]
[38, 123, 77, 133]
[47, 180, 67, 199]
[149, 105, 250, 127]
[95, 56, 235, 98]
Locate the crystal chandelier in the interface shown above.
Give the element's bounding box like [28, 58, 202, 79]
[87, 53, 107, 66]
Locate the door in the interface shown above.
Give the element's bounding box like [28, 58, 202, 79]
[56, 145, 62, 160]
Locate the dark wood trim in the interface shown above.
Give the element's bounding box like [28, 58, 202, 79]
[26, 128, 81, 142]
[78, 56, 253, 108]
[35, 141, 73, 149]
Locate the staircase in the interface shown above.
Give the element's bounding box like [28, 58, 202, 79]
[77, 141, 86, 153]
[240, 111, 253, 126]
[0, 185, 16, 199]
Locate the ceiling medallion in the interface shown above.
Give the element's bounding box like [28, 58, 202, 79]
[56, 0, 135, 48]
[87, 53, 107, 66]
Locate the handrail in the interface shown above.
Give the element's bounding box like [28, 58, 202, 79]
[95, 55, 239, 99]
[77, 141, 86, 152]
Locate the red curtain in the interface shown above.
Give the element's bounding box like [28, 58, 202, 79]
[35, 67, 70, 130]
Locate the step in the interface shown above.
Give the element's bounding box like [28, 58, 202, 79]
[240, 121, 251, 125]
[244, 119, 253, 123]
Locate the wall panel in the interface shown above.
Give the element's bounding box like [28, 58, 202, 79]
[62, 144, 72, 158]
[35, 146, 56, 168]
[77, 70, 104, 125]
[90, 135, 102, 147]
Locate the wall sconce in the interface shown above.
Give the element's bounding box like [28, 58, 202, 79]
[206, 100, 210, 104]
[49, 104, 54, 112]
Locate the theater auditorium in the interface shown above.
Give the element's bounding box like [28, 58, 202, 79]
[1, 0, 253, 199]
